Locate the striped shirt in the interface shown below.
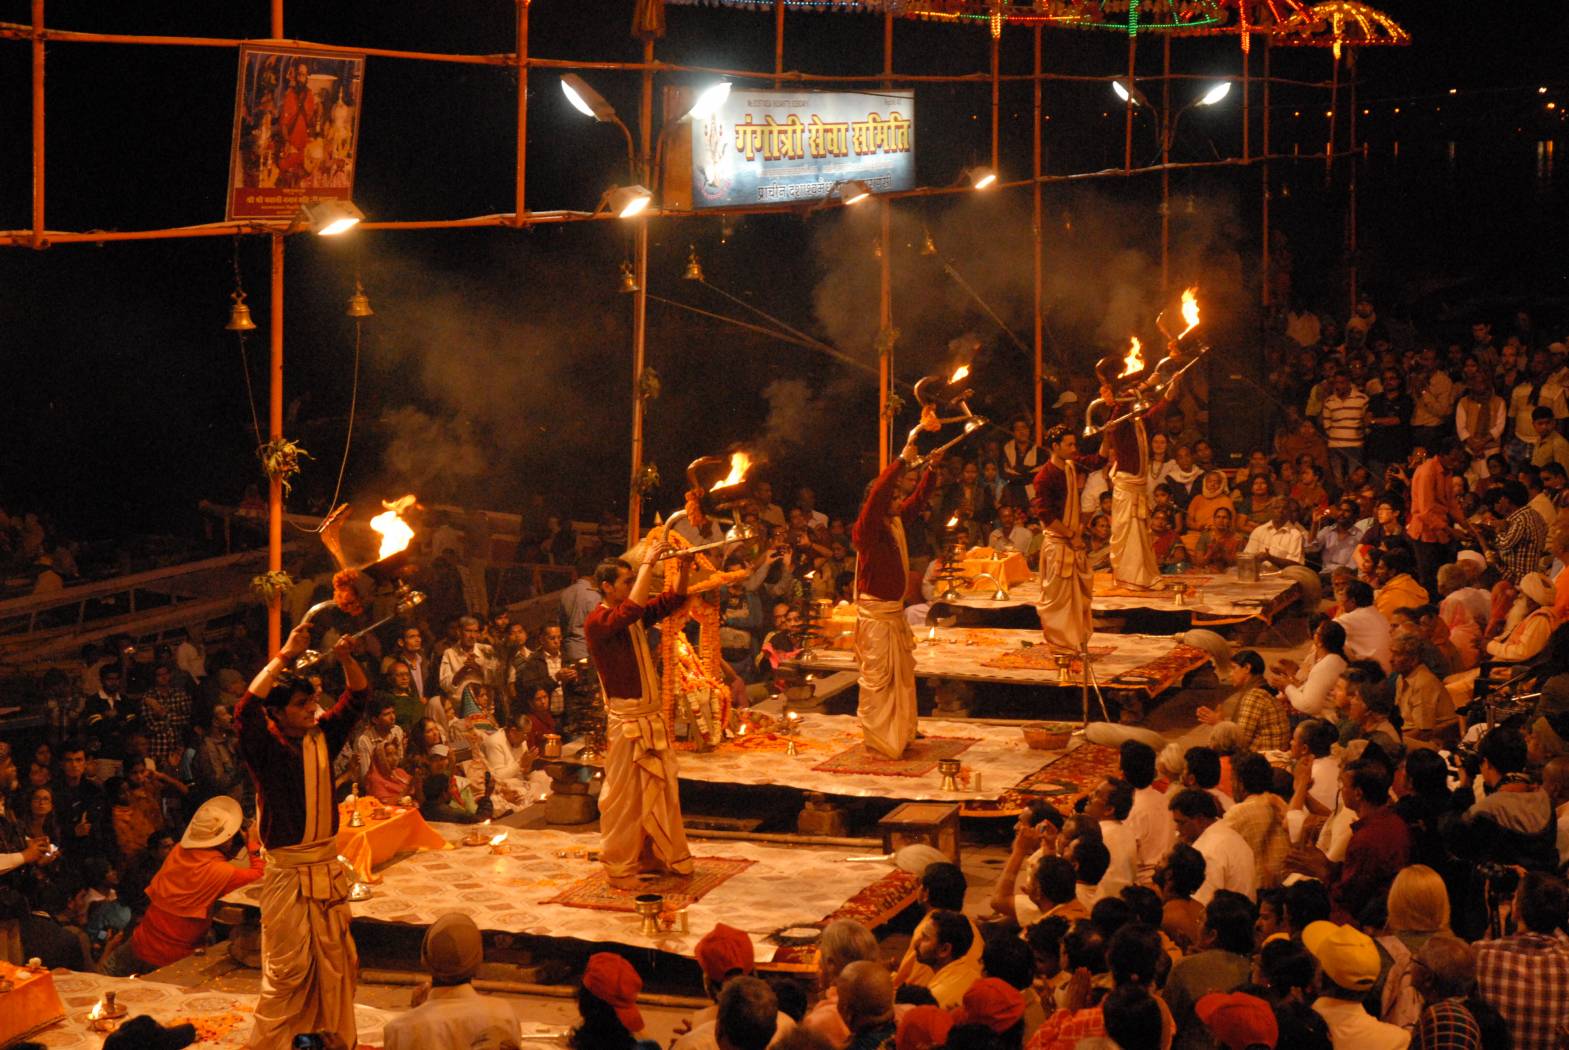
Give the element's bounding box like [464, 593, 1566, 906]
[1321, 390, 1370, 448]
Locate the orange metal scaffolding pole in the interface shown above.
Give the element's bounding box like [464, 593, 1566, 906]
[30, 0, 43, 251]
[267, 0, 283, 653]
[1032, 25, 1044, 444]
[514, 0, 528, 225]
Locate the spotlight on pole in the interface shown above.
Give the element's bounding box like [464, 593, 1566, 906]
[294, 200, 364, 237]
[604, 185, 653, 219]
[684, 82, 732, 121]
[967, 166, 998, 190]
[561, 74, 618, 122]
[1197, 82, 1232, 107]
[838, 180, 873, 205]
[1112, 80, 1151, 108]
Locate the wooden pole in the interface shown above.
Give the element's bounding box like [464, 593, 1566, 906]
[266, 0, 284, 653]
[1124, 36, 1136, 172]
[1325, 49, 1338, 181]
[1260, 37, 1271, 309]
[1241, 32, 1250, 162]
[1347, 48, 1358, 313]
[774, 0, 785, 87]
[268, 233, 284, 653]
[878, 10, 894, 470]
[990, 32, 1000, 172]
[1032, 25, 1044, 445]
[1161, 33, 1170, 292]
[513, 0, 528, 225]
[628, 36, 655, 550]
[30, 0, 44, 250]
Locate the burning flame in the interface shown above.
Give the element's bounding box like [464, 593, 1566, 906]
[1178, 287, 1200, 339]
[88, 1000, 105, 1021]
[370, 494, 417, 560]
[947, 514, 960, 528]
[713, 451, 752, 491]
[950, 364, 971, 384]
[1119, 336, 1144, 378]
[489, 832, 508, 847]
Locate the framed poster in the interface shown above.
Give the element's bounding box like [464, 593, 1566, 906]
[227, 46, 366, 221]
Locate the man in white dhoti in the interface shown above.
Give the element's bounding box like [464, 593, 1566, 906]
[1031, 425, 1094, 652]
[585, 544, 695, 889]
[852, 438, 943, 759]
[235, 624, 370, 1049]
[1096, 359, 1177, 589]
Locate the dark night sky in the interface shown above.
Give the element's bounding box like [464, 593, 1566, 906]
[0, 2, 1564, 541]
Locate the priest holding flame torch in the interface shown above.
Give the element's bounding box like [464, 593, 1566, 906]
[852, 425, 944, 760]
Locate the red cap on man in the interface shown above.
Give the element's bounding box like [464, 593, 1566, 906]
[695, 923, 754, 984]
[1195, 991, 1278, 1050]
[952, 977, 1025, 1033]
[896, 1005, 954, 1050]
[583, 952, 644, 1033]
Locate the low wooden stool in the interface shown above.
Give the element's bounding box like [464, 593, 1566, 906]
[878, 802, 961, 864]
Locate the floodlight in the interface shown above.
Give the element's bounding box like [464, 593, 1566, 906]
[561, 74, 617, 122]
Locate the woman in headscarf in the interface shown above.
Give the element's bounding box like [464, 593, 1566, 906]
[1185, 471, 1236, 531]
[1435, 564, 1483, 671]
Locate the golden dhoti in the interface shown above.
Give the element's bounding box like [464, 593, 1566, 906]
[248, 837, 358, 1050]
[1110, 471, 1161, 588]
[1036, 534, 1093, 652]
[854, 595, 919, 759]
[600, 697, 694, 879]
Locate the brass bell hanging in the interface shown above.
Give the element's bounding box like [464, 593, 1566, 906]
[345, 279, 374, 318]
[226, 290, 257, 332]
[681, 245, 704, 282]
[618, 260, 639, 294]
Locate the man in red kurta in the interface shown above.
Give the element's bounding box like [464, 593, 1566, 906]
[1032, 426, 1094, 652]
[1406, 441, 1469, 593]
[852, 440, 942, 759]
[585, 543, 694, 888]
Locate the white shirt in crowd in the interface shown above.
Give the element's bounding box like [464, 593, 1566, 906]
[1243, 521, 1306, 565]
[1311, 996, 1412, 1050]
[1128, 785, 1177, 884]
[1309, 755, 1342, 814]
[1192, 820, 1257, 904]
[1335, 605, 1392, 671]
[1285, 653, 1347, 716]
[1097, 819, 1140, 901]
[382, 984, 520, 1050]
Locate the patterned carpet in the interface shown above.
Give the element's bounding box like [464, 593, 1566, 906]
[955, 742, 1127, 816]
[543, 856, 755, 912]
[812, 736, 979, 777]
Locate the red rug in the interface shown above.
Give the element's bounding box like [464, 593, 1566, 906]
[1010, 743, 1123, 801]
[543, 857, 755, 912]
[765, 869, 922, 970]
[812, 736, 979, 777]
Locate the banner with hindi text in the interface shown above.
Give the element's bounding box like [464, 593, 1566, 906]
[682, 89, 915, 210]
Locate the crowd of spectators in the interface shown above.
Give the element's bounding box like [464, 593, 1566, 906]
[10, 301, 1569, 1050]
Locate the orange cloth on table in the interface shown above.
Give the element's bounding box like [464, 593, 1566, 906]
[334, 796, 450, 883]
[0, 960, 66, 1047]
